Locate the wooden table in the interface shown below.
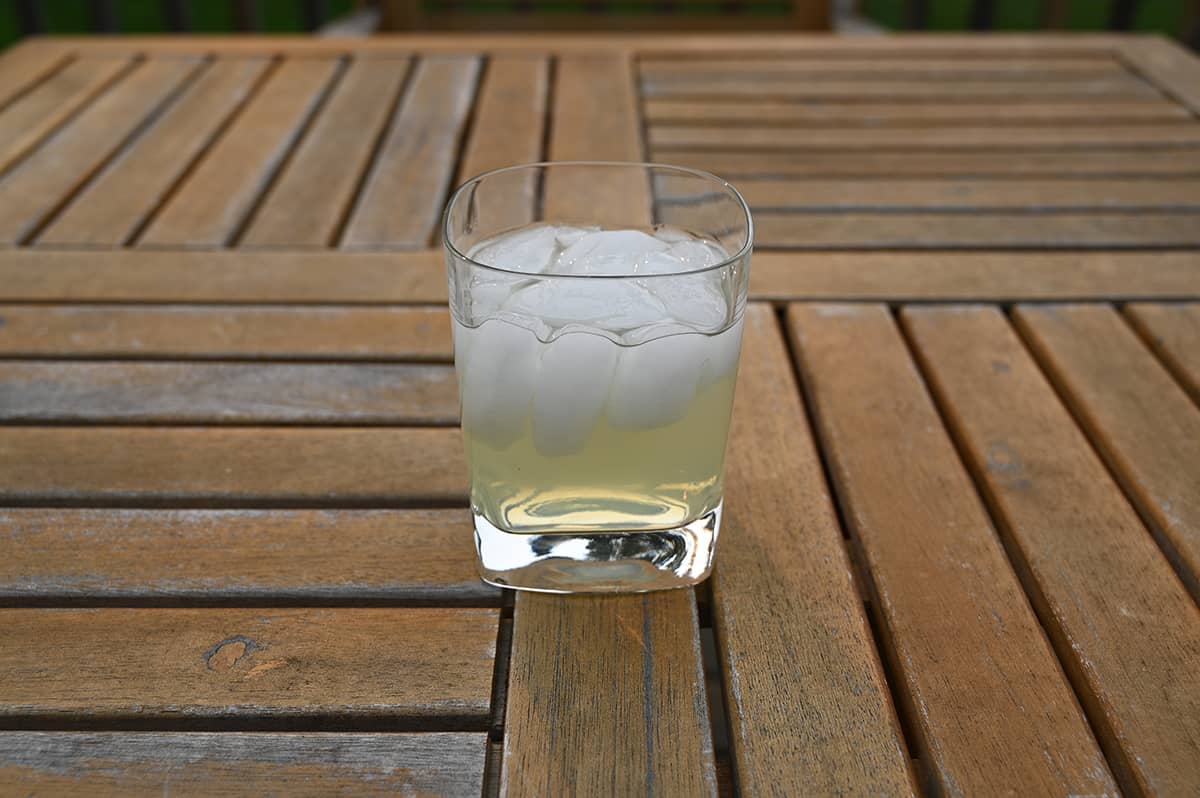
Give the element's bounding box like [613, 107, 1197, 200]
[0, 32, 1198, 796]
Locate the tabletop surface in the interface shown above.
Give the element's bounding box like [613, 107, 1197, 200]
[0, 32, 1198, 796]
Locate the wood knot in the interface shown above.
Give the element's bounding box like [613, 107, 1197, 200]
[204, 636, 259, 672]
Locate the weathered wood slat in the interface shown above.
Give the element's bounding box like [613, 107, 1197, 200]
[0, 305, 452, 360]
[734, 178, 1200, 211]
[0, 427, 465, 506]
[902, 305, 1200, 797]
[787, 303, 1114, 796]
[714, 304, 914, 795]
[1013, 304, 1200, 602]
[341, 56, 481, 249]
[39, 58, 270, 247]
[643, 75, 1155, 99]
[1124, 302, 1200, 403]
[0, 41, 71, 110]
[0, 732, 487, 796]
[0, 59, 200, 245]
[0, 361, 459, 425]
[650, 124, 1200, 150]
[754, 212, 1200, 249]
[640, 56, 1127, 79]
[0, 57, 133, 175]
[242, 57, 412, 249]
[0, 607, 496, 726]
[2, 250, 1197, 304]
[0, 508, 492, 603]
[502, 591, 716, 796]
[0, 249, 448, 304]
[1118, 36, 1200, 115]
[653, 149, 1200, 177]
[138, 58, 339, 248]
[455, 55, 548, 231]
[643, 98, 1191, 125]
[545, 55, 649, 226]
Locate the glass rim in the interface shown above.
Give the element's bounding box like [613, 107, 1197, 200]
[442, 160, 753, 280]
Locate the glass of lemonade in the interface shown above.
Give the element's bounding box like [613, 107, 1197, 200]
[443, 162, 751, 593]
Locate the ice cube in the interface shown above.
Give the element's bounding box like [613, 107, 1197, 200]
[667, 239, 727, 268]
[468, 223, 562, 273]
[556, 229, 667, 276]
[648, 271, 729, 331]
[555, 224, 599, 248]
[701, 319, 744, 386]
[458, 319, 541, 448]
[503, 280, 668, 335]
[652, 226, 694, 244]
[532, 332, 619, 456]
[607, 332, 708, 429]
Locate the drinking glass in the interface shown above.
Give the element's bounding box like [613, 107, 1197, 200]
[443, 162, 751, 592]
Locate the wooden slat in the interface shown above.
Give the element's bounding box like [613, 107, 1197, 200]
[1014, 304, 1200, 602]
[0, 57, 133, 175]
[650, 124, 1200, 150]
[544, 55, 649, 226]
[787, 303, 1115, 796]
[341, 56, 481, 249]
[643, 98, 1192, 126]
[502, 591, 716, 796]
[0, 249, 447, 304]
[1125, 302, 1200, 403]
[0, 41, 71, 110]
[1119, 36, 1200, 114]
[714, 304, 914, 795]
[0, 508, 493, 603]
[0, 59, 200, 245]
[655, 148, 1200, 177]
[39, 58, 270, 247]
[640, 56, 1127, 79]
[0, 427, 465, 506]
[0, 305, 452, 360]
[733, 178, 1200, 211]
[751, 251, 1200, 301]
[642, 75, 1155, 100]
[241, 57, 412, 249]
[0, 607, 496, 726]
[138, 58, 339, 248]
[902, 305, 1200, 796]
[0, 361, 459, 425]
[0, 732, 487, 796]
[753, 212, 1200, 249]
[454, 55, 548, 232]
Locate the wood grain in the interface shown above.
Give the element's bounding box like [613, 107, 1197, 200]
[642, 75, 1154, 100]
[502, 590, 716, 796]
[0, 607, 496, 727]
[544, 55, 650, 226]
[0, 508, 493, 604]
[787, 303, 1114, 796]
[650, 123, 1200, 150]
[1125, 302, 1200, 403]
[0, 732, 487, 797]
[0, 57, 133, 175]
[903, 305, 1200, 796]
[753, 212, 1200, 249]
[0, 427, 465, 506]
[734, 178, 1200, 212]
[39, 58, 270, 247]
[0, 58, 200, 245]
[0, 40, 71, 110]
[455, 56, 548, 231]
[643, 98, 1192, 126]
[242, 57, 412, 248]
[1119, 36, 1200, 114]
[341, 56, 481, 249]
[0, 305, 452, 360]
[0, 361, 459, 425]
[0, 249, 448, 304]
[714, 304, 914, 795]
[652, 149, 1200, 177]
[640, 56, 1127, 79]
[138, 58, 339, 248]
[1014, 304, 1200, 602]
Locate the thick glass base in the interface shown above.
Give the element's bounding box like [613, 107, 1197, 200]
[474, 502, 721, 593]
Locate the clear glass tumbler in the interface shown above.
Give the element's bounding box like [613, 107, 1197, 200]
[443, 162, 751, 593]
